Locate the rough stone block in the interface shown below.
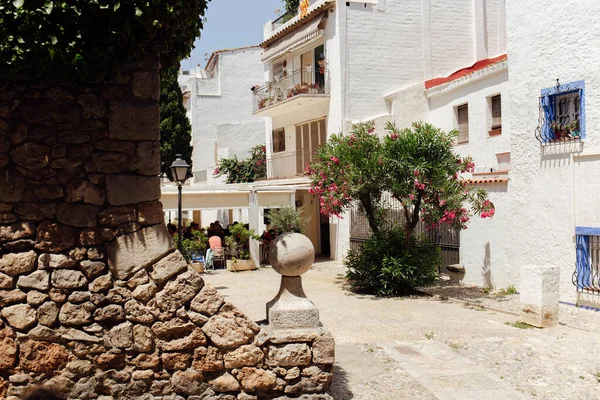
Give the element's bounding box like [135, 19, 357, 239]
[267, 343, 311, 367]
[520, 265, 560, 327]
[312, 332, 335, 364]
[0, 171, 25, 203]
[0, 251, 37, 276]
[133, 71, 160, 101]
[106, 224, 173, 280]
[57, 203, 100, 228]
[106, 175, 160, 206]
[0, 221, 35, 244]
[35, 221, 75, 252]
[109, 100, 159, 141]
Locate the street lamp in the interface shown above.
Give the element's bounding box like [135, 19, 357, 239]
[169, 154, 191, 252]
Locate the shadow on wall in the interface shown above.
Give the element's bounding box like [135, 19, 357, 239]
[539, 141, 583, 169]
[482, 242, 494, 288]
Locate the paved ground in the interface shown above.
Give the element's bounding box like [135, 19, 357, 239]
[203, 260, 600, 400]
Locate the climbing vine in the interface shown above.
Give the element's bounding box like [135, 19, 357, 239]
[0, 0, 210, 79]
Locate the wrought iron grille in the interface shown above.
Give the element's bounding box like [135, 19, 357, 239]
[535, 81, 583, 144]
[573, 235, 600, 295]
[252, 68, 330, 113]
[349, 193, 460, 268]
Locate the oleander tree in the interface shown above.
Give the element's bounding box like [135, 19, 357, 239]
[307, 121, 495, 245]
[308, 121, 495, 296]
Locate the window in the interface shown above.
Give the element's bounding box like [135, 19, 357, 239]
[537, 80, 585, 143]
[456, 104, 469, 144]
[272, 128, 285, 153]
[295, 117, 327, 174]
[491, 94, 502, 130]
[574, 227, 600, 301]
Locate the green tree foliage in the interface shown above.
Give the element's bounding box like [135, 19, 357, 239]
[160, 67, 193, 180]
[214, 145, 267, 184]
[283, 0, 300, 14]
[308, 121, 496, 296]
[345, 227, 440, 296]
[1, 0, 210, 79]
[174, 231, 208, 263]
[307, 121, 494, 243]
[269, 205, 309, 236]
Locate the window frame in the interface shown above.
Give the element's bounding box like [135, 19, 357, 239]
[272, 128, 286, 153]
[490, 94, 502, 130]
[455, 103, 469, 144]
[540, 80, 586, 142]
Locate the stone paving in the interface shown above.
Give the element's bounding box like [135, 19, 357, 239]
[203, 260, 600, 400]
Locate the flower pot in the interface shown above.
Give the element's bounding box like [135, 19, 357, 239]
[190, 262, 205, 273]
[226, 259, 257, 272]
[296, 86, 309, 94]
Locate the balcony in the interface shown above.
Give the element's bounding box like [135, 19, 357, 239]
[252, 68, 330, 117]
[268, 151, 302, 180]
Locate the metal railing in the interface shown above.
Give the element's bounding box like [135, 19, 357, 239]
[272, 10, 296, 29]
[253, 68, 329, 113]
[574, 234, 600, 298]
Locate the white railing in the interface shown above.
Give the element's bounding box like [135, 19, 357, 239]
[268, 151, 302, 180]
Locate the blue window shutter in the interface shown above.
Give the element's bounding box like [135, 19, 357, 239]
[541, 95, 555, 142]
[575, 234, 591, 289]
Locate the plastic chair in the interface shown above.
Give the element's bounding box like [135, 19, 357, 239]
[212, 247, 225, 269]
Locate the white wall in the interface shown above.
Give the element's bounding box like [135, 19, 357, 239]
[186, 48, 267, 181]
[506, 0, 600, 302]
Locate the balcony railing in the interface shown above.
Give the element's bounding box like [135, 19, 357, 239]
[253, 68, 330, 113]
[272, 9, 296, 30]
[268, 151, 301, 180]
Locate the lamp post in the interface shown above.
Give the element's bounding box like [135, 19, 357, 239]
[169, 154, 191, 252]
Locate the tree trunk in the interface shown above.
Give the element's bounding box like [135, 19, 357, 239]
[360, 195, 380, 235]
[403, 193, 422, 247]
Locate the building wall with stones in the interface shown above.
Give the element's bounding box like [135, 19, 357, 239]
[0, 59, 334, 399]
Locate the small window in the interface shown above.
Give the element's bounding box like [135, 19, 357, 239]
[456, 104, 469, 144]
[272, 128, 285, 153]
[491, 95, 502, 129]
[536, 80, 585, 144]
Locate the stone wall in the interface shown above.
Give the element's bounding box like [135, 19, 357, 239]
[0, 61, 333, 399]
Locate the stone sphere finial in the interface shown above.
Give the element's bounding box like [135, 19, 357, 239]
[268, 232, 315, 277]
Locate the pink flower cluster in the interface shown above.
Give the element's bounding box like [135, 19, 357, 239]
[330, 156, 340, 165]
[389, 133, 399, 141]
[414, 179, 426, 190]
[213, 167, 220, 175]
[480, 200, 495, 219]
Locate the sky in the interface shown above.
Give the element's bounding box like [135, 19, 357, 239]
[180, 0, 284, 71]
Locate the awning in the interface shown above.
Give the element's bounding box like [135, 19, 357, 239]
[262, 14, 326, 62]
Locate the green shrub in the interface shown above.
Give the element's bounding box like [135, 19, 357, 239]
[225, 224, 260, 260]
[269, 205, 309, 236]
[174, 231, 208, 263]
[345, 227, 440, 296]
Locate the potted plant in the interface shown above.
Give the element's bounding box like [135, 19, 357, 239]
[174, 230, 208, 273]
[225, 224, 261, 272]
[296, 83, 309, 94]
[268, 204, 310, 237]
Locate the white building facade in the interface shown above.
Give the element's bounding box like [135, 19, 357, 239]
[503, 0, 600, 305]
[179, 46, 266, 185]
[173, 47, 267, 226]
[253, 0, 507, 261]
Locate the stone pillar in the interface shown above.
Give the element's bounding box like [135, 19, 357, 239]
[258, 232, 335, 398]
[520, 265, 560, 327]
